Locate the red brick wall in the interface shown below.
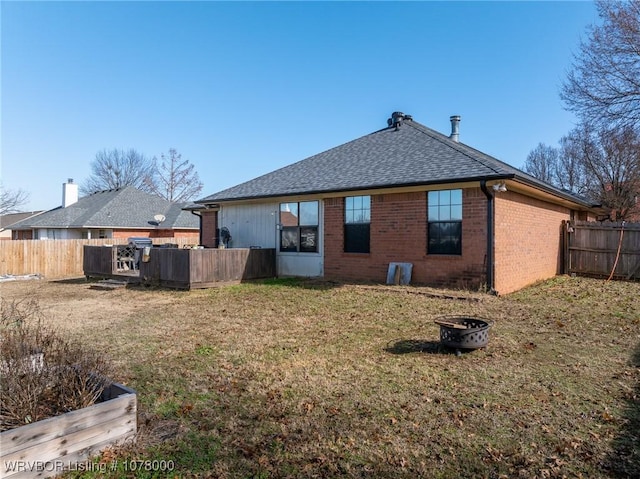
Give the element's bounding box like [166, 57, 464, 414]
[494, 191, 571, 294]
[200, 210, 218, 248]
[169, 230, 201, 240]
[324, 188, 488, 289]
[12, 230, 33, 240]
[112, 230, 149, 239]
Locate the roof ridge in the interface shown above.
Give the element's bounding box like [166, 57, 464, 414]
[80, 187, 125, 226]
[197, 116, 595, 208]
[405, 120, 594, 205]
[404, 121, 510, 176]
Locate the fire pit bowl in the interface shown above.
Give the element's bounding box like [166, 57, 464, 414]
[434, 316, 492, 352]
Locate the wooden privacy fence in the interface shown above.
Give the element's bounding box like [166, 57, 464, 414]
[564, 220, 640, 280]
[0, 238, 195, 279]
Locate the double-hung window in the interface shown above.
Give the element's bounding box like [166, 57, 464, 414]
[427, 189, 462, 255]
[344, 196, 371, 253]
[280, 201, 319, 253]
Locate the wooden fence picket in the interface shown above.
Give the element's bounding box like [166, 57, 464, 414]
[565, 221, 640, 280]
[0, 238, 195, 279]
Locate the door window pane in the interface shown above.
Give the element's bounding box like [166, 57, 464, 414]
[280, 228, 298, 252]
[299, 201, 318, 226]
[280, 203, 298, 227]
[300, 226, 318, 252]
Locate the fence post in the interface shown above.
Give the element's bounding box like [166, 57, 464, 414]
[560, 220, 565, 274]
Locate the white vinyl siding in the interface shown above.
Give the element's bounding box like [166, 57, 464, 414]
[217, 203, 278, 248]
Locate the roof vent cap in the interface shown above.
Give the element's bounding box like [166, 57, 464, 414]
[388, 111, 408, 130]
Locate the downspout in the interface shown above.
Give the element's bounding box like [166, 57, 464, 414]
[190, 210, 203, 246]
[480, 180, 495, 294]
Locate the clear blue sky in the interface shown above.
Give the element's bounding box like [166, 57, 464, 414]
[2, 1, 598, 212]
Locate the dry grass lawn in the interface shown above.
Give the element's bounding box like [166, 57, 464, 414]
[1, 275, 639, 478]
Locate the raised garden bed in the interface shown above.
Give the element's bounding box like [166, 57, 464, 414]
[1, 382, 136, 479]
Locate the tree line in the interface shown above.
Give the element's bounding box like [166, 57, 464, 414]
[81, 148, 203, 202]
[0, 148, 203, 215]
[525, 0, 640, 221]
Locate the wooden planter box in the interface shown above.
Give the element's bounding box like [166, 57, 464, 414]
[1, 382, 136, 479]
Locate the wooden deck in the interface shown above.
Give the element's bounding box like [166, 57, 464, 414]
[83, 246, 276, 289]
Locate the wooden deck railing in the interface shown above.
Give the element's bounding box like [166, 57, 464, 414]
[83, 246, 276, 288]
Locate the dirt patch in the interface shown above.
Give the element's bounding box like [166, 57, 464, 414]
[1, 278, 180, 333]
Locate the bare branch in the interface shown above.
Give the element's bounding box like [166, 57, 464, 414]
[562, 124, 640, 220]
[81, 148, 154, 195]
[561, 0, 640, 128]
[0, 185, 30, 215]
[523, 143, 559, 185]
[146, 149, 203, 202]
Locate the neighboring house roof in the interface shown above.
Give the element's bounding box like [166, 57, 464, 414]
[197, 115, 595, 208]
[0, 211, 45, 230]
[10, 186, 199, 230]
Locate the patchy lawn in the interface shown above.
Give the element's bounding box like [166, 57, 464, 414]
[1, 276, 639, 478]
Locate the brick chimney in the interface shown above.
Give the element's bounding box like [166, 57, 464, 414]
[62, 178, 78, 207]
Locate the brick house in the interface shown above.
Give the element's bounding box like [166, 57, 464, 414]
[194, 113, 597, 294]
[0, 211, 45, 240]
[10, 181, 200, 241]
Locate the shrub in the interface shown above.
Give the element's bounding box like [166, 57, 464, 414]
[0, 297, 112, 432]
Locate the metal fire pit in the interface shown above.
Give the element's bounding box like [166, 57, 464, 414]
[434, 316, 492, 354]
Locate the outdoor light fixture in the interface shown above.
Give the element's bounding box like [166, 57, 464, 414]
[492, 182, 507, 193]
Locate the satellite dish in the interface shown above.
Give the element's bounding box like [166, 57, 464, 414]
[153, 214, 166, 224]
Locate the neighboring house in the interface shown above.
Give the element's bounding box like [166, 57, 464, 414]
[194, 112, 598, 295]
[10, 180, 200, 241]
[0, 211, 45, 240]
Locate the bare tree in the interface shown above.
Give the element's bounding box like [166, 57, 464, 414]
[81, 148, 154, 195]
[561, 0, 640, 129]
[0, 185, 30, 215]
[562, 124, 640, 220]
[523, 143, 559, 184]
[557, 135, 590, 195]
[145, 149, 203, 202]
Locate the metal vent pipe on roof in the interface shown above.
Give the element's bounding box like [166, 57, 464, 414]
[388, 111, 405, 130]
[450, 115, 461, 142]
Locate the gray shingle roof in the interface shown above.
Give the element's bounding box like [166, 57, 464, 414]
[0, 211, 45, 229]
[10, 186, 199, 230]
[197, 117, 594, 207]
